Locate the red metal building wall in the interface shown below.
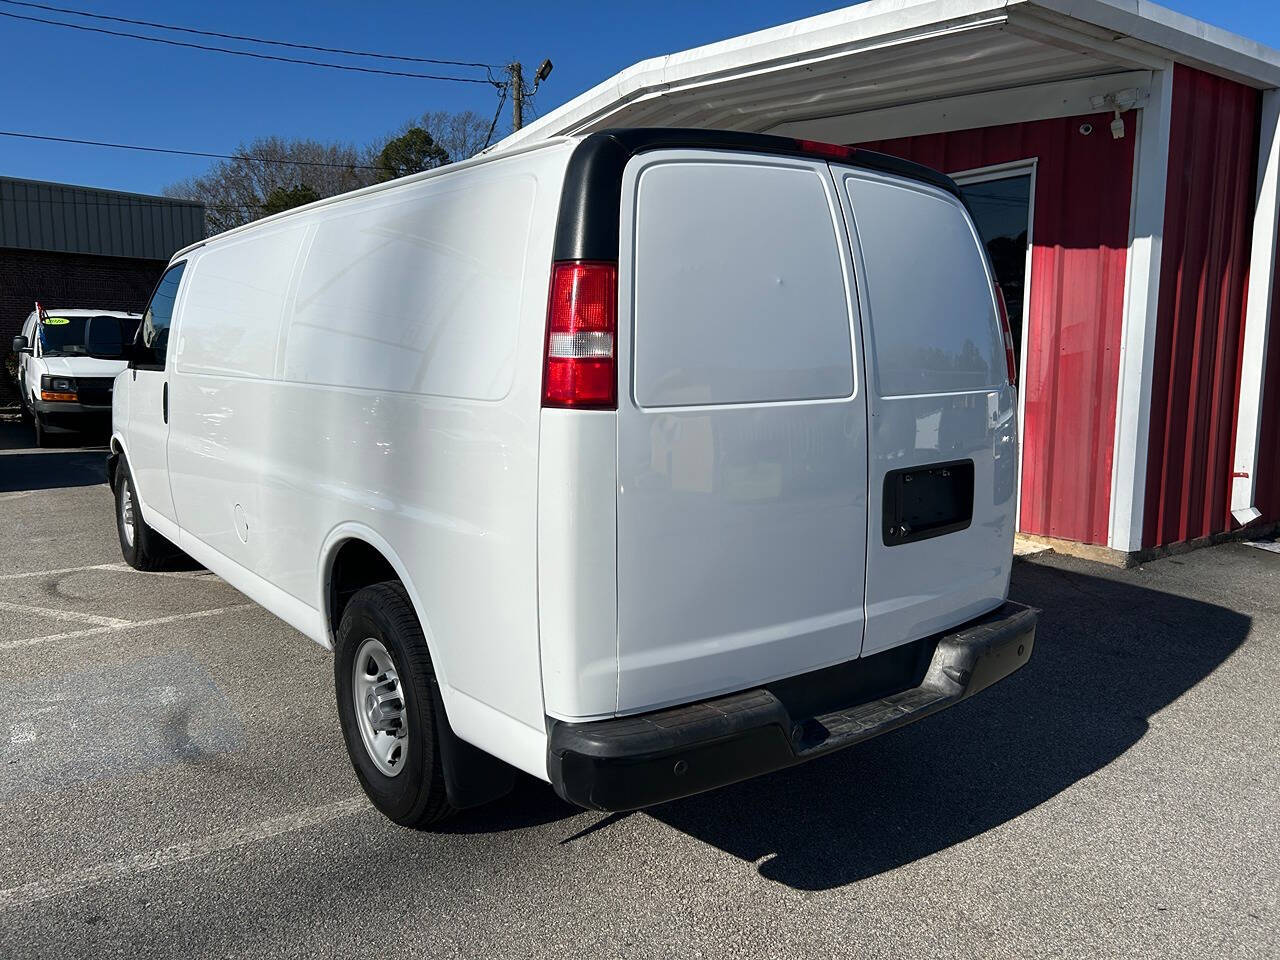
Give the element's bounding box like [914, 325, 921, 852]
[859, 111, 1135, 544]
[1143, 66, 1260, 548]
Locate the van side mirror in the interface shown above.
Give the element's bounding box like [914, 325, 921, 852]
[83, 316, 133, 362]
[11, 335, 29, 354]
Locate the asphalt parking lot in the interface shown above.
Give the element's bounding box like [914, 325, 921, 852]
[1, 418, 1278, 959]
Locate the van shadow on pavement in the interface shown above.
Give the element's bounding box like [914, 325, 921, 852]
[0, 419, 109, 492]
[451, 560, 1249, 892]
[646, 560, 1250, 890]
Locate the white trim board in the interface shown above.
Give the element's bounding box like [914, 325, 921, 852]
[767, 72, 1153, 143]
[1109, 66, 1175, 552]
[1230, 88, 1280, 525]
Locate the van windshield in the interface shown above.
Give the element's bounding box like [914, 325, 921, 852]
[39, 316, 139, 357]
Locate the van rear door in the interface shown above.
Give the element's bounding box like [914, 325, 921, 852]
[836, 167, 1018, 657]
[614, 150, 868, 715]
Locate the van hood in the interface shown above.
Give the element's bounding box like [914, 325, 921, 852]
[40, 356, 129, 378]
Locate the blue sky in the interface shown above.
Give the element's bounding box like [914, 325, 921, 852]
[0, 0, 1275, 196]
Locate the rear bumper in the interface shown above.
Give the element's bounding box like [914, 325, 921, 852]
[548, 601, 1037, 811]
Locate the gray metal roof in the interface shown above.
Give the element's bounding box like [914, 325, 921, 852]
[0, 176, 204, 261]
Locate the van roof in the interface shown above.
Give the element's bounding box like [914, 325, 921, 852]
[169, 135, 578, 262]
[28, 308, 141, 318]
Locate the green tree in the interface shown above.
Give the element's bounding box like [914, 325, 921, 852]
[260, 183, 322, 216]
[376, 127, 450, 181]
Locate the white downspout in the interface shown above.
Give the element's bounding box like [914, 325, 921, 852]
[1230, 88, 1280, 526]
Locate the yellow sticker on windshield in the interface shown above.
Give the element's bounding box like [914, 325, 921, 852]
[42, 316, 70, 325]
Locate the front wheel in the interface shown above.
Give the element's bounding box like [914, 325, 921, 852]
[335, 582, 455, 828]
[114, 459, 176, 571]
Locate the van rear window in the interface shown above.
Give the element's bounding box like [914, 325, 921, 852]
[630, 158, 854, 408]
[843, 174, 1003, 397]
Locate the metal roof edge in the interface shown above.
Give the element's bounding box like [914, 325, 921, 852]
[0, 174, 205, 209]
[1025, 0, 1280, 87]
[495, 0, 1280, 151]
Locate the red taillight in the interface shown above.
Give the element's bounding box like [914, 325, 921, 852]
[994, 281, 1017, 386]
[542, 261, 617, 409]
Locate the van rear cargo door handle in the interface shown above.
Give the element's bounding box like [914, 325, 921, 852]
[162, 382, 168, 424]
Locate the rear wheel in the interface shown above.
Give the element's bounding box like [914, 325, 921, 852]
[335, 582, 455, 828]
[114, 459, 175, 571]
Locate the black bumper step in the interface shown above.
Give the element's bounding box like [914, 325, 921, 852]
[548, 601, 1038, 811]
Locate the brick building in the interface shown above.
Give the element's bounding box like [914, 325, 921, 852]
[1, 176, 203, 403]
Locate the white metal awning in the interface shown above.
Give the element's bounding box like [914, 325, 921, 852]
[494, 0, 1280, 151]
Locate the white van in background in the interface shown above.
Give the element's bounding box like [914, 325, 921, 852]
[88, 129, 1037, 826]
[11, 308, 141, 446]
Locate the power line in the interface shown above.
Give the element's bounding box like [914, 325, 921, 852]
[0, 129, 385, 171]
[482, 85, 509, 150]
[0, 0, 501, 69]
[0, 9, 499, 83]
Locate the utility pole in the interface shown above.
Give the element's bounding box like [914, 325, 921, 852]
[507, 59, 552, 132]
[509, 62, 525, 131]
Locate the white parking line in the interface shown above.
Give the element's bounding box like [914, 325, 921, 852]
[0, 563, 131, 581]
[0, 604, 256, 651]
[0, 795, 369, 910]
[0, 600, 130, 627]
[0, 562, 214, 582]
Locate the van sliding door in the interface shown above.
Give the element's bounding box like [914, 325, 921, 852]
[613, 150, 868, 715]
[836, 167, 1018, 656]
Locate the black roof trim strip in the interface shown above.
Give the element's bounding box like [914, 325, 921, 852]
[551, 127, 961, 262]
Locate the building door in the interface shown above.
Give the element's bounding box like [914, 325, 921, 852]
[953, 162, 1035, 529]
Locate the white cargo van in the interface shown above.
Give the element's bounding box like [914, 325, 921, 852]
[88, 129, 1036, 825]
[12, 307, 141, 445]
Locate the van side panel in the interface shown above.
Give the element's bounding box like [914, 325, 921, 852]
[612, 150, 868, 716]
[169, 223, 308, 566]
[839, 169, 1017, 655]
[164, 145, 574, 775]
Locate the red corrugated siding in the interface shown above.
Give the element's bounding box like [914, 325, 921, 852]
[1255, 227, 1280, 524]
[1143, 66, 1260, 548]
[859, 112, 1135, 544]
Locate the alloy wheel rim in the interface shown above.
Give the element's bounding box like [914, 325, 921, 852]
[351, 637, 409, 777]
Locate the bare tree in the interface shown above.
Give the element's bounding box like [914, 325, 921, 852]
[165, 112, 502, 235]
[418, 109, 502, 160]
[163, 136, 378, 234]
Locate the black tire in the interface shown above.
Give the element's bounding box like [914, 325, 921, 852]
[32, 410, 48, 447]
[335, 581, 455, 828]
[113, 458, 175, 571]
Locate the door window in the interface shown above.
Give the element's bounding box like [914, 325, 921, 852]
[135, 262, 186, 369]
[630, 158, 854, 408]
[957, 174, 1031, 373]
[845, 174, 1003, 397]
